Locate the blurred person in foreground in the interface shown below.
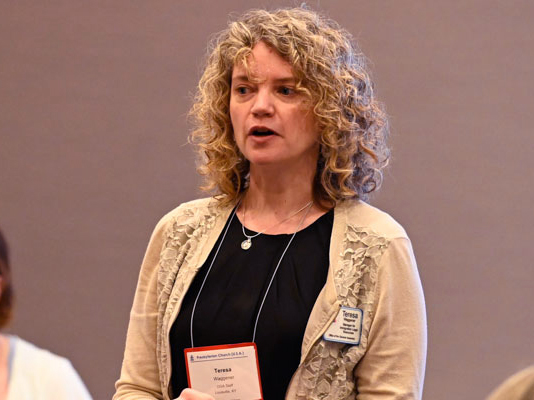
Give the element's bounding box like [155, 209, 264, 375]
[486, 366, 534, 400]
[0, 228, 92, 400]
[115, 6, 426, 400]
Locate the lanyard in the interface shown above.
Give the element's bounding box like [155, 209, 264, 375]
[189, 203, 312, 348]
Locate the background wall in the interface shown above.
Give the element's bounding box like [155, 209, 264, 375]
[1, 1, 533, 399]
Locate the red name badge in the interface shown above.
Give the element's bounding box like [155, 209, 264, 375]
[184, 342, 263, 400]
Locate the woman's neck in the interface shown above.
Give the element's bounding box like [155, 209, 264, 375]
[238, 163, 327, 234]
[245, 163, 315, 214]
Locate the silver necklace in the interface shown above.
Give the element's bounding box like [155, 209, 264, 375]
[240, 201, 313, 250]
[190, 199, 313, 347]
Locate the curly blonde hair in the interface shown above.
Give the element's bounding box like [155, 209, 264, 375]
[190, 6, 390, 207]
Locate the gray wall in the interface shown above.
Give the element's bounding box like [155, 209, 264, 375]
[1, 1, 533, 399]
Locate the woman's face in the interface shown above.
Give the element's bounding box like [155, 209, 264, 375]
[229, 41, 320, 170]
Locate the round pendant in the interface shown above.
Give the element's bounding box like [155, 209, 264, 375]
[241, 239, 252, 250]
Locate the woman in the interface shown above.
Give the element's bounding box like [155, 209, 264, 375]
[115, 7, 426, 400]
[0, 228, 93, 400]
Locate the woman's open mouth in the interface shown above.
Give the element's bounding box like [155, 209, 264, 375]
[248, 126, 278, 138]
[251, 129, 275, 137]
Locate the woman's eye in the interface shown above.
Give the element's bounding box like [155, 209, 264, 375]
[279, 86, 295, 96]
[236, 86, 250, 95]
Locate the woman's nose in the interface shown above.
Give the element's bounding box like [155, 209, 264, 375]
[251, 89, 274, 117]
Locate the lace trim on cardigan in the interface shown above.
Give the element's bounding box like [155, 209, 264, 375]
[293, 224, 389, 399]
[155, 204, 219, 395]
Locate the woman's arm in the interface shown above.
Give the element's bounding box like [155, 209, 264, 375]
[354, 237, 427, 399]
[113, 216, 170, 400]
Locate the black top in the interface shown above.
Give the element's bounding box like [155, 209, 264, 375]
[170, 208, 334, 399]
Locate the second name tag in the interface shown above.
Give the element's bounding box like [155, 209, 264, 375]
[184, 342, 263, 400]
[323, 306, 363, 345]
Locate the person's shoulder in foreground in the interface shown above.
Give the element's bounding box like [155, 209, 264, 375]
[486, 365, 534, 400]
[7, 335, 93, 400]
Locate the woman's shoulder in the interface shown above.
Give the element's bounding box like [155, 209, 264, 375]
[153, 196, 233, 233]
[161, 196, 218, 216]
[336, 199, 409, 240]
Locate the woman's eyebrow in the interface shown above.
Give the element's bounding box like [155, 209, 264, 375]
[232, 74, 250, 83]
[231, 75, 296, 84]
[272, 77, 297, 84]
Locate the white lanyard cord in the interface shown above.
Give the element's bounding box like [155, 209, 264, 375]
[190, 207, 238, 348]
[252, 202, 312, 343]
[190, 202, 313, 347]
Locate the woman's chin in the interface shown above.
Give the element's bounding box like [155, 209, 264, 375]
[246, 154, 284, 167]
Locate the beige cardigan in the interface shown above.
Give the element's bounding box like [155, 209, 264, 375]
[114, 198, 427, 400]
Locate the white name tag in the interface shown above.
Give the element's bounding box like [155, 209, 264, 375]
[184, 342, 263, 400]
[323, 306, 363, 345]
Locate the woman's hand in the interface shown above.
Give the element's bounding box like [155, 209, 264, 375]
[176, 388, 215, 400]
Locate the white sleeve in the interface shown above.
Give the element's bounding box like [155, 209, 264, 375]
[354, 237, 427, 399]
[41, 357, 93, 400]
[7, 337, 93, 400]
